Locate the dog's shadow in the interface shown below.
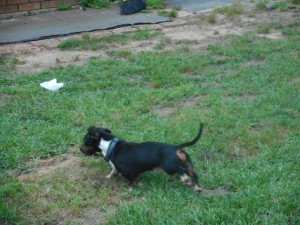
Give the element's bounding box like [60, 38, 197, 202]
[201, 186, 233, 195]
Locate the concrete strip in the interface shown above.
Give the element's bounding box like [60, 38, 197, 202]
[0, 0, 249, 45]
[0, 7, 170, 44]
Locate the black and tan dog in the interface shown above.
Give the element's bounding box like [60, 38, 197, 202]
[80, 123, 204, 192]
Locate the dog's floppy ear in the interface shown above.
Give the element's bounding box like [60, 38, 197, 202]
[104, 128, 111, 133]
[88, 125, 97, 134]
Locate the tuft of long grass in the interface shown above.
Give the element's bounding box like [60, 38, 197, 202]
[256, 0, 268, 10]
[271, 1, 287, 10]
[257, 22, 273, 34]
[214, 1, 244, 18]
[57, 2, 72, 11]
[291, 0, 300, 4]
[79, 0, 111, 9]
[146, 0, 165, 9]
[158, 9, 178, 18]
[199, 11, 217, 24]
[58, 28, 162, 50]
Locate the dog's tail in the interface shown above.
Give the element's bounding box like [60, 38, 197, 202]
[177, 123, 204, 149]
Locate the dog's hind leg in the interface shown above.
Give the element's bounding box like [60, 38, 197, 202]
[121, 172, 137, 184]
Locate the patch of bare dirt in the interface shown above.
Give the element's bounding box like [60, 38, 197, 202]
[0, 2, 299, 74]
[17, 152, 81, 182]
[15, 148, 128, 225]
[152, 95, 202, 117]
[154, 105, 175, 117]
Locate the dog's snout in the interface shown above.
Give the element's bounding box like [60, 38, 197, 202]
[80, 145, 87, 154]
[80, 145, 97, 155]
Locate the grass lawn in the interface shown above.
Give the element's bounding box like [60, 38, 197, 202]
[1, 5, 300, 225]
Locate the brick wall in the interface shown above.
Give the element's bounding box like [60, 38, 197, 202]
[0, 0, 79, 14]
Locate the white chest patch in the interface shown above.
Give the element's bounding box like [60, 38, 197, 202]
[98, 138, 112, 157]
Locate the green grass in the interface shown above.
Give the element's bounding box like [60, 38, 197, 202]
[57, 2, 72, 11]
[1, 21, 300, 225]
[271, 1, 287, 10]
[291, 0, 300, 4]
[146, 0, 165, 9]
[79, 0, 111, 9]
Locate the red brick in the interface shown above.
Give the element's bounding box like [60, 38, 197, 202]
[0, 0, 6, 6]
[0, 5, 17, 13]
[41, 0, 59, 8]
[7, 0, 28, 5]
[63, 0, 78, 5]
[19, 2, 40, 11]
[30, 0, 48, 3]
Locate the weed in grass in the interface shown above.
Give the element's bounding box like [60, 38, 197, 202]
[176, 39, 193, 45]
[38, 8, 50, 14]
[79, 0, 111, 9]
[57, 2, 72, 11]
[9, 57, 25, 68]
[106, 49, 132, 58]
[287, 19, 300, 28]
[172, 5, 181, 11]
[58, 37, 84, 50]
[272, 21, 284, 30]
[256, 0, 268, 10]
[55, 58, 61, 63]
[176, 45, 190, 53]
[154, 37, 172, 50]
[199, 11, 217, 24]
[291, 0, 300, 4]
[20, 50, 33, 55]
[131, 27, 162, 40]
[158, 9, 178, 18]
[257, 22, 272, 34]
[73, 55, 80, 62]
[32, 63, 40, 68]
[25, 10, 32, 16]
[271, 1, 287, 10]
[214, 1, 244, 18]
[146, 0, 165, 9]
[282, 27, 300, 36]
[153, 42, 165, 50]
[0, 53, 11, 65]
[58, 28, 161, 50]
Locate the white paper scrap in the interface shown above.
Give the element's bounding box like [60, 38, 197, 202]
[40, 78, 64, 91]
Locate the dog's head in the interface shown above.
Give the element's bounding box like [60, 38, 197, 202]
[80, 125, 113, 155]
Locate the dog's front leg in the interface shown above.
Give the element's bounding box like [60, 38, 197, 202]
[106, 161, 118, 179]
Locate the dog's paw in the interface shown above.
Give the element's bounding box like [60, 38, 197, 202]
[194, 185, 202, 192]
[106, 174, 112, 179]
[137, 182, 144, 187]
